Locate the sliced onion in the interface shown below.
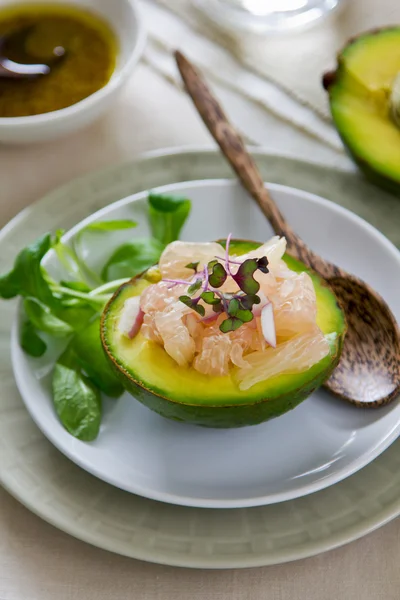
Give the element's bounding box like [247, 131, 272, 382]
[128, 308, 144, 339]
[201, 312, 219, 325]
[253, 291, 269, 317]
[118, 297, 144, 339]
[261, 302, 276, 348]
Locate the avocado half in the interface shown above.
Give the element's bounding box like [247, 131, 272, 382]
[324, 27, 400, 195]
[101, 240, 346, 428]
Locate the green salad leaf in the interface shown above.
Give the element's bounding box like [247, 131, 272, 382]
[72, 318, 123, 398]
[101, 238, 164, 282]
[0, 234, 54, 304]
[52, 229, 85, 281]
[60, 280, 92, 293]
[52, 347, 102, 442]
[55, 304, 98, 331]
[82, 220, 138, 232]
[20, 320, 47, 357]
[71, 219, 138, 285]
[24, 298, 74, 337]
[148, 193, 191, 246]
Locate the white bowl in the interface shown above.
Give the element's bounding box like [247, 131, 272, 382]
[0, 0, 145, 144]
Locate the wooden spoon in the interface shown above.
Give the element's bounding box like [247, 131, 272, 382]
[175, 50, 400, 407]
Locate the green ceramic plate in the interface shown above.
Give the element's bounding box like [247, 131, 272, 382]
[0, 148, 399, 568]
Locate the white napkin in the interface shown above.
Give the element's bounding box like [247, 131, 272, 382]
[152, 0, 400, 119]
[140, 0, 346, 151]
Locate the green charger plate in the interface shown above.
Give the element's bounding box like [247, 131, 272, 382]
[0, 148, 399, 568]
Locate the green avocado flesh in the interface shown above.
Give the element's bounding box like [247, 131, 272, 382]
[101, 241, 346, 428]
[326, 28, 400, 194]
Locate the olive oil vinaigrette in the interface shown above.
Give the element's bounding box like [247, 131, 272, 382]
[0, 3, 117, 117]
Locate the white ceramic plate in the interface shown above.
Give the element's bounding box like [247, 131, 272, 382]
[10, 177, 400, 509]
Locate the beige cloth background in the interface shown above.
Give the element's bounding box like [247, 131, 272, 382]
[0, 22, 399, 600]
[1, 486, 400, 600]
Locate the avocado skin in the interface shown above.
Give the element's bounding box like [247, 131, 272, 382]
[342, 144, 400, 198]
[324, 27, 400, 197]
[105, 342, 343, 428]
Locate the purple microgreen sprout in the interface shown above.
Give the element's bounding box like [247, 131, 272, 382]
[162, 234, 270, 333]
[212, 301, 224, 314]
[256, 256, 269, 274]
[185, 261, 199, 273]
[219, 318, 243, 333]
[237, 294, 261, 311]
[215, 256, 242, 265]
[235, 309, 254, 323]
[179, 295, 205, 317]
[208, 260, 227, 288]
[228, 298, 240, 316]
[202, 264, 209, 291]
[187, 278, 203, 296]
[219, 297, 254, 333]
[224, 233, 234, 276]
[213, 290, 229, 313]
[201, 291, 221, 305]
[163, 278, 195, 287]
[201, 291, 223, 314]
[231, 259, 260, 295]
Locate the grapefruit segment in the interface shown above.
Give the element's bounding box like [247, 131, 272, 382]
[236, 326, 330, 391]
[159, 240, 224, 279]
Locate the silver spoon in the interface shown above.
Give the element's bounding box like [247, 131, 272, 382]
[0, 26, 65, 80]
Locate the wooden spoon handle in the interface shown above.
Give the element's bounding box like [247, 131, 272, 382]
[175, 51, 336, 278]
[176, 51, 290, 236]
[175, 52, 290, 236]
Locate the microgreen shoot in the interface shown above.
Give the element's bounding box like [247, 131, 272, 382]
[237, 294, 261, 311]
[219, 317, 243, 333]
[167, 235, 270, 333]
[224, 233, 234, 276]
[231, 259, 260, 295]
[179, 295, 206, 317]
[187, 278, 203, 296]
[208, 261, 227, 288]
[201, 291, 221, 305]
[257, 256, 269, 273]
[186, 262, 199, 273]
